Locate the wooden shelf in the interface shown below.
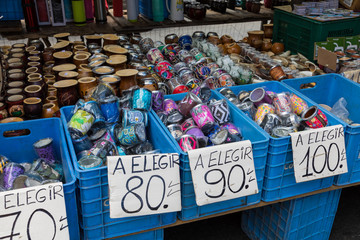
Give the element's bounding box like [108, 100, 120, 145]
[108, 182, 360, 239]
[1, 7, 273, 40]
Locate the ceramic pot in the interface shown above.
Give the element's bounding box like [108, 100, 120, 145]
[25, 67, 41, 75]
[26, 45, 37, 54]
[12, 53, 26, 62]
[262, 40, 273, 51]
[8, 61, 24, 70]
[226, 43, 241, 54]
[42, 103, 60, 118]
[248, 30, 264, 48]
[52, 40, 71, 52]
[6, 94, 25, 117]
[8, 72, 26, 82]
[85, 35, 102, 47]
[73, 41, 85, 46]
[27, 78, 45, 89]
[217, 44, 227, 55]
[43, 61, 55, 75]
[263, 24, 274, 39]
[99, 75, 120, 96]
[58, 71, 79, 80]
[45, 96, 58, 106]
[53, 32, 70, 41]
[116, 69, 139, 94]
[103, 45, 128, 56]
[92, 66, 115, 77]
[24, 85, 43, 99]
[42, 48, 55, 62]
[73, 54, 89, 68]
[53, 80, 79, 107]
[251, 2, 261, 13]
[106, 56, 127, 72]
[44, 74, 56, 83]
[24, 97, 43, 119]
[27, 73, 42, 80]
[0, 102, 8, 120]
[221, 35, 235, 44]
[271, 42, 285, 54]
[0, 117, 23, 124]
[78, 77, 98, 99]
[47, 88, 57, 97]
[6, 88, 23, 96]
[208, 36, 221, 45]
[53, 51, 73, 65]
[73, 45, 88, 52]
[102, 34, 120, 46]
[78, 68, 94, 78]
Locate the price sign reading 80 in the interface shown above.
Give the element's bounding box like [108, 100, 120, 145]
[290, 125, 348, 183]
[0, 183, 69, 240]
[188, 141, 258, 206]
[107, 153, 181, 218]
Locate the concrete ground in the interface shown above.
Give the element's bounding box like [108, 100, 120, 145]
[165, 186, 360, 240]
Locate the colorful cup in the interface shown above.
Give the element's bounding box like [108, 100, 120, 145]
[209, 99, 230, 125]
[290, 93, 309, 116]
[178, 134, 198, 152]
[33, 138, 57, 166]
[178, 92, 203, 117]
[254, 103, 275, 125]
[191, 103, 216, 131]
[117, 123, 147, 147]
[250, 87, 273, 107]
[273, 92, 291, 115]
[68, 109, 95, 138]
[301, 106, 328, 129]
[132, 88, 152, 111]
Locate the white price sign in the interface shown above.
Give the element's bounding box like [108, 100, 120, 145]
[0, 183, 69, 240]
[290, 125, 348, 183]
[107, 153, 181, 218]
[188, 141, 258, 206]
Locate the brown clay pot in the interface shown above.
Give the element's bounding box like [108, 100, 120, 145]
[42, 103, 60, 118]
[217, 44, 227, 55]
[106, 56, 127, 72]
[6, 94, 25, 117]
[47, 88, 57, 97]
[226, 43, 241, 54]
[262, 40, 273, 51]
[263, 24, 274, 39]
[102, 34, 120, 46]
[103, 45, 128, 57]
[271, 42, 285, 54]
[248, 30, 264, 48]
[73, 45, 88, 52]
[52, 41, 71, 52]
[53, 51, 73, 65]
[78, 77, 98, 99]
[220, 35, 235, 44]
[58, 71, 79, 81]
[53, 32, 70, 42]
[73, 54, 89, 68]
[78, 68, 94, 79]
[252, 39, 263, 50]
[53, 79, 79, 107]
[24, 85, 43, 99]
[116, 69, 139, 94]
[85, 35, 102, 46]
[44, 74, 56, 83]
[208, 36, 222, 45]
[23, 97, 43, 119]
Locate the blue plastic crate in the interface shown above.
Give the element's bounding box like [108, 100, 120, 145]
[151, 90, 269, 220]
[139, 0, 169, 20]
[241, 189, 342, 240]
[283, 74, 360, 186]
[0, 0, 24, 20]
[112, 229, 163, 239]
[217, 81, 344, 202]
[0, 118, 79, 240]
[61, 106, 179, 240]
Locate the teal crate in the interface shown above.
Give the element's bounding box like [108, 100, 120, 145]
[217, 81, 344, 202]
[283, 74, 360, 186]
[0, 118, 79, 239]
[152, 90, 269, 220]
[242, 189, 342, 240]
[273, 8, 360, 60]
[61, 106, 178, 240]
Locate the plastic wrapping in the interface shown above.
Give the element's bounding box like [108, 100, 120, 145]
[331, 97, 351, 122]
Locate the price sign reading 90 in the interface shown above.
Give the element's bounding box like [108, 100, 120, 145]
[107, 153, 181, 218]
[0, 183, 69, 240]
[290, 125, 348, 183]
[188, 141, 258, 206]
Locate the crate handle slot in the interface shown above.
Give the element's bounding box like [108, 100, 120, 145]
[300, 82, 316, 89]
[3, 129, 31, 138]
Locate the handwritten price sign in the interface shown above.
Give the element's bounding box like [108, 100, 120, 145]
[290, 125, 348, 183]
[0, 183, 69, 240]
[188, 141, 258, 206]
[107, 153, 181, 218]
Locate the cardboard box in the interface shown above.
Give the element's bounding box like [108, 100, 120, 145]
[340, 0, 360, 11]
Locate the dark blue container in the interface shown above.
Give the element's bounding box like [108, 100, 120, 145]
[283, 74, 360, 186]
[217, 81, 344, 202]
[152, 90, 269, 221]
[61, 106, 179, 239]
[0, 118, 79, 239]
[242, 189, 342, 240]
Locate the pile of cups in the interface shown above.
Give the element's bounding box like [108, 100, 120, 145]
[152, 87, 243, 152]
[67, 84, 159, 169]
[0, 138, 63, 191]
[220, 87, 329, 137]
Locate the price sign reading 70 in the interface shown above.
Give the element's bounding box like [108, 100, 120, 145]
[0, 183, 69, 240]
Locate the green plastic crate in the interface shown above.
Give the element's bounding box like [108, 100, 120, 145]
[273, 8, 360, 60]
